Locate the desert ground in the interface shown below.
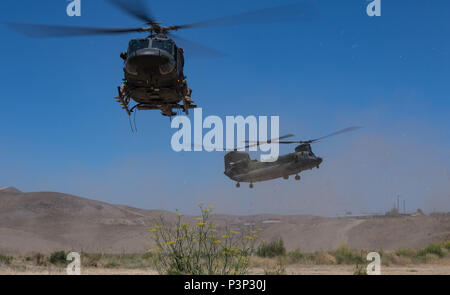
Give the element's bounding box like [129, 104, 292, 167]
[1, 186, 450, 275]
[2, 262, 450, 275]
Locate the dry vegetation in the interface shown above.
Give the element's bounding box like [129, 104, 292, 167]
[2, 204, 450, 275]
[2, 241, 450, 275]
[148, 205, 259, 275]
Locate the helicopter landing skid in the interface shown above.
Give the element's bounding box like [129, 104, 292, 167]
[137, 102, 197, 117]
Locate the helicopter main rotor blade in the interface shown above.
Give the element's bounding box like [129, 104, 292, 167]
[106, 0, 156, 24]
[243, 134, 295, 148]
[275, 141, 304, 144]
[306, 126, 362, 144]
[276, 127, 362, 145]
[168, 33, 227, 58]
[168, 1, 319, 31]
[2, 22, 146, 38]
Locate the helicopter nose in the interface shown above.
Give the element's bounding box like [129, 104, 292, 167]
[317, 157, 323, 165]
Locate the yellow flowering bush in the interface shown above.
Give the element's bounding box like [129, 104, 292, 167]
[148, 205, 258, 275]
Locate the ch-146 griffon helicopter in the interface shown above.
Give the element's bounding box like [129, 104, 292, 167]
[224, 127, 361, 188]
[4, 0, 318, 117]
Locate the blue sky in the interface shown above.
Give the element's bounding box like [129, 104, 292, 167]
[0, 0, 449, 216]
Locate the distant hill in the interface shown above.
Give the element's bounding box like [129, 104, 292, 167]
[1, 188, 450, 254]
[0, 189, 171, 254]
[0, 187, 22, 194]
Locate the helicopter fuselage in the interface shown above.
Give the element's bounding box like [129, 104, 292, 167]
[224, 147, 323, 184]
[116, 36, 196, 116]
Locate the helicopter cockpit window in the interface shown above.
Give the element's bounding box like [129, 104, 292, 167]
[128, 39, 150, 55]
[152, 39, 175, 55]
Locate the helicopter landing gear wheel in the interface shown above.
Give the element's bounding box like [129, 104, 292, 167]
[236, 182, 240, 188]
[283, 175, 289, 180]
[295, 175, 301, 181]
[249, 183, 254, 189]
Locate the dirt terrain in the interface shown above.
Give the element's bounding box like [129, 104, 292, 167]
[1, 187, 450, 254]
[1, 264, 450, 275]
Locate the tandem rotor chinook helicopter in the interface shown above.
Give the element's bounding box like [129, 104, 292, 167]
[3, 0, 318, 117]
[224, 127, 361, 188]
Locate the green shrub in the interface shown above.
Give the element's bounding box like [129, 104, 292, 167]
[395, 248, 417, 258]
[330, 245, 364, 265]
[287, 249, 306, 264]
[149, 205, 258, 275]
[286, 250, 337, 265]
[142, 251, 153, 260]
[353, 263, 368, 275]
[82, 253, 102, 267]
[256, 239, 286, 258]
[444, 241, 450, 250]
[26, 253, 47, 266]
[49, 251, 67, 265]
[114, 254, 151, 269]
[0, 254, 13, 266]
[418, 243, 444, 258]
[80, 253, 153, 269]
[423, 253, 440, 262]
[104, 261, 120, 269]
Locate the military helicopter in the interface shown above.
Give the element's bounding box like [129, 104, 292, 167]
[224, 127, 361, 188]
[3, 0, 318, 117]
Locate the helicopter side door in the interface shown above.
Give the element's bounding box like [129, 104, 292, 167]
[176, 46, 185, 78]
